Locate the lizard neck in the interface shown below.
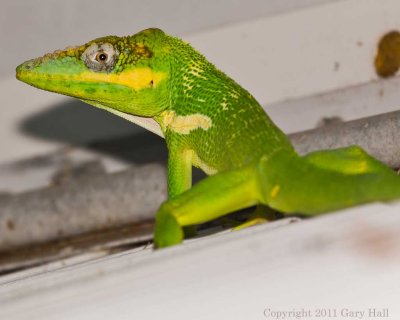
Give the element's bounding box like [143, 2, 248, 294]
[158, 36, 295, 171]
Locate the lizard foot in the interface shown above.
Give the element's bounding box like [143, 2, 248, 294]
[154, 203, 184, 249]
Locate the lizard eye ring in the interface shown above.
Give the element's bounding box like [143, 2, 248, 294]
[82, 43, 119, 72]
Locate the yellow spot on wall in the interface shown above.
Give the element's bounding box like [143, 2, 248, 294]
[161, 111, 212, 134]
[270, 185, 280, 199]
[79, 67, 166, 91]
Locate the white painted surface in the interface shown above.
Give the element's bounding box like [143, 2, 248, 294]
[1, 202, 400, 319]
[269, 76, 400, 133]
[189, 0, 400, 105]
[0, 0, 336, 78]
[0, 79, 66, 164]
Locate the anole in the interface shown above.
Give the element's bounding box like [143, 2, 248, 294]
[16, 28, 400, 248]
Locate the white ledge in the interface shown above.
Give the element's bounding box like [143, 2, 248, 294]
[1, 201, 400, 319]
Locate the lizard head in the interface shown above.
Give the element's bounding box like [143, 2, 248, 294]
[16, 28, 170, 118]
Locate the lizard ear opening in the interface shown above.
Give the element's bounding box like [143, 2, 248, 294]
[81, 43, 119, 72]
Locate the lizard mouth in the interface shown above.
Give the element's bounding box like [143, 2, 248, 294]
[16, 60, 166, 100]
[16, 59, 135, 101]
[17, 59, 167, 94]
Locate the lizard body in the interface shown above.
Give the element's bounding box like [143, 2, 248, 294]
[16, 28, 400, 248]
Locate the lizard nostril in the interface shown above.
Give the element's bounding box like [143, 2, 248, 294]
[16, 59, 38, 80]
[18, 60, 35, 71]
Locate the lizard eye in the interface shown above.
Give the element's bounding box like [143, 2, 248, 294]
[96, 52, 108, 62]
[82, 43, 119, 72]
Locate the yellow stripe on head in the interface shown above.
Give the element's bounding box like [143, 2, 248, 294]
[79, 67, 167, 91]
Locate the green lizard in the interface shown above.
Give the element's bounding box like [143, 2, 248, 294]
[16, 28, 400, 248]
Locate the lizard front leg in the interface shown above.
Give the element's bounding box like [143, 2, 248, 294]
[154, 164, 260, 248]
[167, 146, 193, 199]
[164, 144, 200, 239]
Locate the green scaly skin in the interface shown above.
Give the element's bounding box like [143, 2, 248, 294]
[16, 28, 400, 248]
